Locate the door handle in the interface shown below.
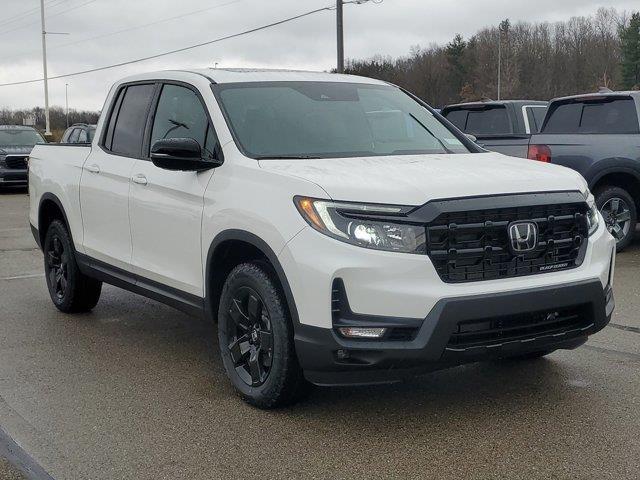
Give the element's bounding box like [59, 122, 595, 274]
[85, 164, 100, 173]
[132, 174, 148, 186]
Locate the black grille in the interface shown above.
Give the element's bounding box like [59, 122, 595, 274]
[446, 305, 592, 351]
[426, 202, 588, 283]
[4, 156, 28, 169]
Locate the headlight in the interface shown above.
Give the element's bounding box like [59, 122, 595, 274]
[586, 193, 600, 236]
[294, 196, 426, 253]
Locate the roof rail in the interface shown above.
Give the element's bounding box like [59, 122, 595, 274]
[598, 87, 613, 93]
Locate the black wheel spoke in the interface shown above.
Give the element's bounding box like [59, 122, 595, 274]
[229, 299, 251, 331]
[228, 334, 251, 365]
[248, 348, 263, 385]
[247, 294, 261, 322]
[259, 330, 273, 351]
[617, 210, 631, 222]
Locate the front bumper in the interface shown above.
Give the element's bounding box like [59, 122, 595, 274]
[296, 279, 614, 386]
[0, 168, 28, 185]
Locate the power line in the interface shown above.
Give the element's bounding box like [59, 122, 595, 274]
[0, 0, 100, 37]
[0, 0, 66, 29]
[49, 0, 242, 51]
[0, 4, 339, 87]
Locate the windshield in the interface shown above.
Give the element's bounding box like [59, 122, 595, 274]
[0, 129, 46, 147]
[214, 82, 470, 159]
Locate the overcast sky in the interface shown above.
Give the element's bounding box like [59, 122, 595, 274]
[0, 0, 637, 110]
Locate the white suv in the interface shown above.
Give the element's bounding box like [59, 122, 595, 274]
[28, 69, 615, 408]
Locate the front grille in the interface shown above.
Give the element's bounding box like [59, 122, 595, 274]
[4, 156, 28, 169]
[426, 202, 588, 283]
[446, 305, 592, 351]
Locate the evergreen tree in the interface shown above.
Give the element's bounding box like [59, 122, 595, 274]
[620, 12, 640, 89]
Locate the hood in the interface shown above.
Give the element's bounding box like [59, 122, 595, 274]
[0, 145, 35, 157]
[258, 152, 588, 205]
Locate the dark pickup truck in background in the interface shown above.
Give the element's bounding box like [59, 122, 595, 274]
[441, 100, 548, 157]
[527, 91, 640, 251]
[0, 125, 46, 186]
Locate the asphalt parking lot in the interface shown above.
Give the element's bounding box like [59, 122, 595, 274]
[0, 188, 639, 480]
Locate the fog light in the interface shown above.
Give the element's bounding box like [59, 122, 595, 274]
[338, 327, 387, 339]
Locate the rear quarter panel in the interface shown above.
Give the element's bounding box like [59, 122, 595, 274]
[528, 133, 640, 186]
[29, 144, 92, 249]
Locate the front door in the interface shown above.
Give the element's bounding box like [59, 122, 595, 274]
[129, 83, 219, 297]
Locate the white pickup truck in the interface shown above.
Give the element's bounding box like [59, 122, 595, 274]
[29, 69, 615, 408]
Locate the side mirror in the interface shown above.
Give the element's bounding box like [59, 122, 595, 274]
[150, 138, 217, 171]
[464, 133, 477, 143]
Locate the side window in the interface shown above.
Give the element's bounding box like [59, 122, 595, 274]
[542, 103, 583, 133]
[109, 84, 155, 157]
[442, 109, 468, 131]
[150, 84, 217, 158]
[68, 128, 80, 143]
[580, 99, 639, 134]
[77, 128, 88, 143]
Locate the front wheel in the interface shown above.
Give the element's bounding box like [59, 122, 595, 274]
[217, 262, 308, 408]
[595, 186, 637, 252]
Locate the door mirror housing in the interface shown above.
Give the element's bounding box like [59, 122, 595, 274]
[150, 138, 219, 171]
[464, 133, 477, 143]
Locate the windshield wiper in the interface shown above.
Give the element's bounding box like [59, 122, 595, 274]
[408, 113, 454, 154]
[254, 154, 324, 160]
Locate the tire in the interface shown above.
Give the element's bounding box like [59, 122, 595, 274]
[43, 219, 102, 313]
[595, 185, 637, 252]
[217, 262, 308, 408]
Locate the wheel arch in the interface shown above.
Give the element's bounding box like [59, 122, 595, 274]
[589, 166, 640, 212]
[205, 230, 300, 328]
[37, 193, 75, 251]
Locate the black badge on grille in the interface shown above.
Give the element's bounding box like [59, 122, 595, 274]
[508, 221, 538, 253]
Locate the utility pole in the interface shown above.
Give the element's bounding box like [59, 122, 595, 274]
[336, 0, 344, 73]
[497, 27, 501, 101]
[40, 0, 51, 136]
[65, 83, 69, 128]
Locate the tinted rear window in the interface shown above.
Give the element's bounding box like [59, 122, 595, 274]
[444, 106, 511, 135]
[543, 98, 639, 134]
[466, 107, 510, 135]
[109, 84, 155, 157]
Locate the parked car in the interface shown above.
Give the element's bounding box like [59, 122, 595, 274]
[441, 100, 548, 157]
[29, 69, 615, 408]
[0, 125, 46, 186]
[60, 123, 96, 144]
[527, 91, 640, 251]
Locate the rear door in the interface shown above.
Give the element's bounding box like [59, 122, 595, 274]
[128, 82, 218, 297]
[79, 82, 156, 270]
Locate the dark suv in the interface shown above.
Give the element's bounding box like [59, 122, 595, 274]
[0, 125, 46, 186]
[61, 123, 96, 144]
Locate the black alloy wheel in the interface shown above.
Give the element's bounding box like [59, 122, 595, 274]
[225, 286, 274, 387]
[46, 233, 69, 300]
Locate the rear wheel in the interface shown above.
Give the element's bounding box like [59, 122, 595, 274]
[43, 220, 102, 313]
[217, 262, 308, 408]
[595, 186, 636, 252]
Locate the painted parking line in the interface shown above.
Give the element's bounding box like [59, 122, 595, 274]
[0, 426, 54, 480]
[0, 274, 44, 281]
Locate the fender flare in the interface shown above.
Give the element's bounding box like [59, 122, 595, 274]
[587, 162, 640, 191]
[204, 229, 301, 327]
[37, 192, 76, 251]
